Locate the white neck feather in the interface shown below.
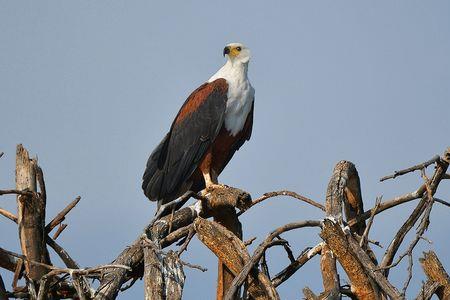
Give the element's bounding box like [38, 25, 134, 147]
[208, 60, 248, 83]
[207, 60, 254, 136]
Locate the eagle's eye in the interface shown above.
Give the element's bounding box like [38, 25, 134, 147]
[236, 47, 242, 51]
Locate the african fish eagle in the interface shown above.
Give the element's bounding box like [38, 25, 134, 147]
[142, 43, 254, 210]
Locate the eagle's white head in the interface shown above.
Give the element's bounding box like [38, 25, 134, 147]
[223, 42, 251, 64]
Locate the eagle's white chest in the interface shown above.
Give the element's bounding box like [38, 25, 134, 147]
[208, 61, 254, 136]
[223, 79, 254, 136]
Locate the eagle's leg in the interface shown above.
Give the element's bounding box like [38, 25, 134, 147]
[203, 169, 218, 187]
[200, 151, 223, 193]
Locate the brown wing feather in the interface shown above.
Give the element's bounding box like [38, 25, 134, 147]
[174, 79, 228, 125]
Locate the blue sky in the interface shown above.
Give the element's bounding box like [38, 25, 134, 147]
[1, 1, 449, 299]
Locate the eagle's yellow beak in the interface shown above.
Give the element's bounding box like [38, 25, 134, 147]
[223, 46, 241, 58]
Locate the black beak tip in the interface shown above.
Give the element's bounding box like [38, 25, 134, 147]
[223, 47, 230, 57]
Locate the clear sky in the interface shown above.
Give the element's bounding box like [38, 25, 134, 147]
[1, 1, 449, 299]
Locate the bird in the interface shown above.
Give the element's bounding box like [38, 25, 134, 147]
[142, 42, 255, 213]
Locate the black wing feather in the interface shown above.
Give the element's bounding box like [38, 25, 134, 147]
[142, 80, 227, 204]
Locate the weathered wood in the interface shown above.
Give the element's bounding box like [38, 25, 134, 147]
[319, 243, 340, 298]
[419, 251, 450, 299]
[302, 287, 319, 300]
[163, 251, 185, 300]
[414, 281, 440, 300]
[143, 240, 164, 300]
[15, 144, 48, 281]
[194, 217, 278, 300]
[95, 198, 205, 300]
[149, 203, 202, 240]
[327, 160, 366, 236]
[207, 185, 243, 300]
[94, 238, 143, 300]
[321, 219, 403, 299]
[320, 161, 356, 298]
[142, 239, 185, 300]
[320, 220, 378, 300]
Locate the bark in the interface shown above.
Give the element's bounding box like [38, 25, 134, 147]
[419, 251, 450, 299]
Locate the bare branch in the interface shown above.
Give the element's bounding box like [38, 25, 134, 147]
[160, 224, 192, 248]
[434, 197, 450, 208]
[179, 260, 207, 272]
[0, 207, 17, 223]
[380, 154, 440, 182]
[1, 247, 129, 274]
[0, 189, 34, 197]
[360, 196, 381, 247]
[347, 185, 425, 228]
[272, 243, 323, 287]
[238, 190, 324, 216]
[224, 220, 321, 300]
[244, 237, 257, 246]
[177, 225, 195, 256]
[380, 152, 449, 276]
[52, 223, 68, 240]
[46, 236, 79, 269]
[45, 196, 81, 233]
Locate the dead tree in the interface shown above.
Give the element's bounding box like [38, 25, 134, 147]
[1, 144, 449, 299]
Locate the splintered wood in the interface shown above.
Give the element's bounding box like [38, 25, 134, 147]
[194, 217, 279, 300]
[15, 144, 48, 281]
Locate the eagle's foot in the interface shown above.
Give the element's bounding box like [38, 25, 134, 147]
[201, 183, 228, 196]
